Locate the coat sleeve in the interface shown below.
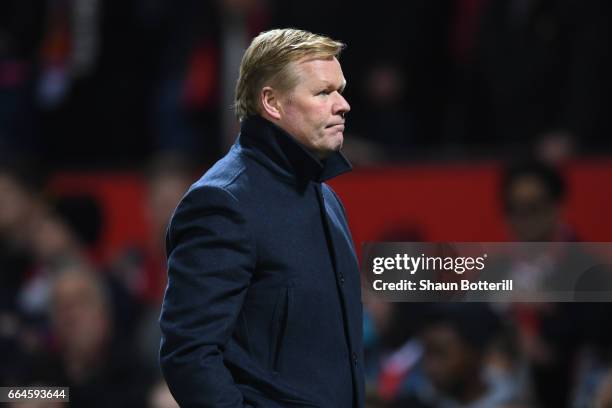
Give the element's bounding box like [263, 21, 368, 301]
[159, 185, 254, 408]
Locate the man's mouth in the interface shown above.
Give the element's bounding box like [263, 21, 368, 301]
[326, 123, 345, 129]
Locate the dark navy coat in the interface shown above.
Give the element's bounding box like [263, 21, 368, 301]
[159, 115, 365, 407]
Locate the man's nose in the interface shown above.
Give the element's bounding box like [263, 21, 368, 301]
[334, 93, 351, 116]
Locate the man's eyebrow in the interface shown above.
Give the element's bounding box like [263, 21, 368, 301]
[320, 79, 347, 92]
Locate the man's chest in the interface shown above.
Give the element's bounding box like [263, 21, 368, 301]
[246, 183, 358, 292]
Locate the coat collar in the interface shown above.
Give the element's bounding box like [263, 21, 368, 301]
[237, 115, 352, 183]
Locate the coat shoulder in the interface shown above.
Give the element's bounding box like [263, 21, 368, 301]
[191, 145, 251, 200]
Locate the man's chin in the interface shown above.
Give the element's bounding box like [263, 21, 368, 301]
[328, 134, 344, 149]
[329, 131, 344, 145]
[313, 133, 344, 159]
[321, 143, 343, 160]
[335, 134, 344, 151]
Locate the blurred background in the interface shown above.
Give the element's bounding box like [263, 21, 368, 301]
[1, 0, 612, 407]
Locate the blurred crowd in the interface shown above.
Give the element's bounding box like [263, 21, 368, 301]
[0, 155, 193, 407]
[362, 161, 612, 408]
[1, 0, 612, 167]
[2, 0, 612, 407]
[2, 153, 612, 407]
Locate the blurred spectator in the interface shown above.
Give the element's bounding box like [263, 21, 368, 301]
[29, 260, 152, 407]
[497, 159, 612, 407]
[501, 159, 574, 242]
[393, 304, 522, 407]
[499, 161, 574, 407]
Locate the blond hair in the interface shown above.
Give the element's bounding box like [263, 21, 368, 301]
[234, 28, 345, 121]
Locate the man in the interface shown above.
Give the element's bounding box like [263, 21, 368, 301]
[501, 160, 574, 243]
[35, 260, 152, 407]
[407, 304, 518, 408]
[159, 29, 364, 407]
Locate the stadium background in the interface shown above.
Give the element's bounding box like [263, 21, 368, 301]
[2, 0, 612, 407]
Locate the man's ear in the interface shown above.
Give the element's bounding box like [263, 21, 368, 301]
[260, 86, 282, 121]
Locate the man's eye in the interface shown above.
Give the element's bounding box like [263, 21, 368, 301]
[317, 90, 330, 96]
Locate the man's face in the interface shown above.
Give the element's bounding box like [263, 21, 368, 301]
[505, 176, 559, 241]
[51, 270, 110, 357]
[421, 324, 481, 396]
[276, 57, 350, 159]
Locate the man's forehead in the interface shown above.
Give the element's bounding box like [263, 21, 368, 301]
[293, 57, 346, 86]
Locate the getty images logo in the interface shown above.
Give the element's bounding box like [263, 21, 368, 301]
[372, 253, 488, 275]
